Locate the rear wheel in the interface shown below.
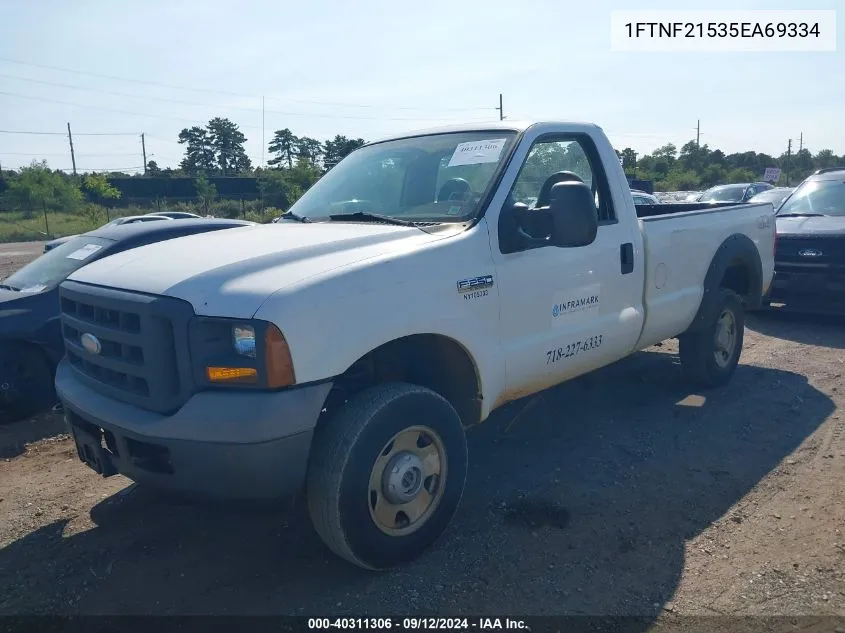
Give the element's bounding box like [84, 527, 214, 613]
[679, 288, 745, 388]
[306, 383, 467, 570]
[0, 343, 55, 423]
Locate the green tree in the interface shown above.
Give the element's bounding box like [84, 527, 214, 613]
[207, 117, 252, 175]
[323, 135, 366, 170]
[296, 136, 324, 165]
[178, 119, 251, 175]
[620, 148, 638, 170]
[146, 160, 162, 176]
[194, 175, 217, 214]
[652, 143, 677, 162]
[814, 149, 836, 170]
[83, 173, 121, 204]
[5, 160, 82, 214]
[256, 169, 302, 210]
[268, 128, 299, 169]
[178, 126, 217, 174]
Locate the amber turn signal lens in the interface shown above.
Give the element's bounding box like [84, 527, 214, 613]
[265, 323, 295, 388]
[206, 366, 258, 383]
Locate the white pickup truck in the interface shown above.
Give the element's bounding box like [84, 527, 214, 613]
[55, 121, 775, 570]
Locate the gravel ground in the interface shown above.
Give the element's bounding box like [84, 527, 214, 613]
[0, 242, 843, 625]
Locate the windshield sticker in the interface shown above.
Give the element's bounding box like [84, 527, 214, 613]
[19, 284, 47, 294]
[447, 205, 463, 216]
[66, 244, 103, 260]
[448, 138, 507, 167]
[551, 284, 601, 327]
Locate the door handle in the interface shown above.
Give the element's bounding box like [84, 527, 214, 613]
[620, 243, 634, 274]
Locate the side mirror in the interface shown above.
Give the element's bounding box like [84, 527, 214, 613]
[548, 181, 598, 247]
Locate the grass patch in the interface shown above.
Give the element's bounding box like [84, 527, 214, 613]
[0, 208, 144, 243]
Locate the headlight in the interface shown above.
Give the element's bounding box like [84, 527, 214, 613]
[189, 318, 295, 389]
[233, 325, 256, 357]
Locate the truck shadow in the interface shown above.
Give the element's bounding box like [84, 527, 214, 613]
[0, 408, 67, 458]
[0, 349, 835, 621]
[747, 308, 845, 349]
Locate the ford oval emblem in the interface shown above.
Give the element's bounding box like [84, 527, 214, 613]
[80, 333, 102, 355]
[799, 249, 823, 257]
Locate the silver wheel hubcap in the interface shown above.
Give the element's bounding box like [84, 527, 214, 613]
[368, 426, 446, 536]
[713, 309, 737, 368]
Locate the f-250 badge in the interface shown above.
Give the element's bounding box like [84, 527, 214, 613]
[457, 274, 494, 301]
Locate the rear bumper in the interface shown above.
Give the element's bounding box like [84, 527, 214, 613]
[55, 358, 333, 500]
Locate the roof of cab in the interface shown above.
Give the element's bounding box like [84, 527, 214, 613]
[364, 120, 603, 146]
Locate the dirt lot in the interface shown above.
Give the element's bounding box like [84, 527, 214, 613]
[0, 241, 44, 276]
[0, 242, 843, 622]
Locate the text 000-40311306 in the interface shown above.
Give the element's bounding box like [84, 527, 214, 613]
[610, 10, 836, 52]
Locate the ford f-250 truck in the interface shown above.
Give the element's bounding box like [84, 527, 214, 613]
[55, 121, 775, 570]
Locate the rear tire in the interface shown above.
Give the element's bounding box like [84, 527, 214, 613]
[679, 288, 744, 388]
[0, 343, 55, 423]
[306, 382, 468, 570]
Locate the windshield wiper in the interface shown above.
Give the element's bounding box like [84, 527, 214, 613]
[278, 211, 311, 223]
[0, 284, 19, 291]
[777, 213, 825, 217]
[328, 211, 416, 227]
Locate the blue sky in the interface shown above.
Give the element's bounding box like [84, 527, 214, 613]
[0, 0, 842, 173]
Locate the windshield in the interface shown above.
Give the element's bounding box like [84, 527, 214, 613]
[700, 185, 746, 202]
[750, 190, 790, 205]
[3, 236, 113, 292]
[288, 131, 518, 222]
[778, 179, 845, 217]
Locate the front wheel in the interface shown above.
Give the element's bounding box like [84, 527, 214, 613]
[679, 288, 745, 388]
[306, 383, 468, 570]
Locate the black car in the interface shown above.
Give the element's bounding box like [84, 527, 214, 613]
[699, 182, 774, 204]
[765, 168, 845, 313]
[0, 218, 253, 421]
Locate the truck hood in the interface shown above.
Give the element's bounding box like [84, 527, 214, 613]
[0, 287, 59, 338]
[66, 222, 444, 318]
[776, 214, 845, 236]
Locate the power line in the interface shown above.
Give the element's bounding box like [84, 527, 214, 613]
[0, 129, 139, 136]
[0, 72, 265, 113]
[0, 151, 140, 156]
[0, 88, 491, 123]
[0, 57, 495, 113]
[0, 89, 261, 127]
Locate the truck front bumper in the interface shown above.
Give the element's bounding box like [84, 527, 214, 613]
[766, 269, 845, 313]
[55, 358, 333, 501]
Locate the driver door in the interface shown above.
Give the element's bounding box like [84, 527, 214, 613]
[490, 134, 645, 398]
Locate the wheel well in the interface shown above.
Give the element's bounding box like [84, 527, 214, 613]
[317, 334, 482, 430]
[720, 260, 752, 301]
[0, 338, 54, 374]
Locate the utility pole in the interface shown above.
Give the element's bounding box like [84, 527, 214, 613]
[799, 132, 803, 152]
[785, 138, 792, 186]
[696, 120, 700, 147]
[261, 96, 265, 167]
[496, 93, 504, 121]
[141, 133, 147, 174]
[67, 122, 77, 176]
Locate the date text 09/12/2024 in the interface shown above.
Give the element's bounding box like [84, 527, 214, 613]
[307, 617, 528, 630]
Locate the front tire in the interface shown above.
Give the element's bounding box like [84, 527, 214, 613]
[679, 288, 745, 388]
[306, 383, 468, 570]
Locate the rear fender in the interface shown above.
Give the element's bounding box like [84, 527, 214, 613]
[684, 233, 763, 334]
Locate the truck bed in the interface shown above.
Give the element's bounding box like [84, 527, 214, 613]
[634, 201, 744, 219]
[633, 201, 776, 351]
